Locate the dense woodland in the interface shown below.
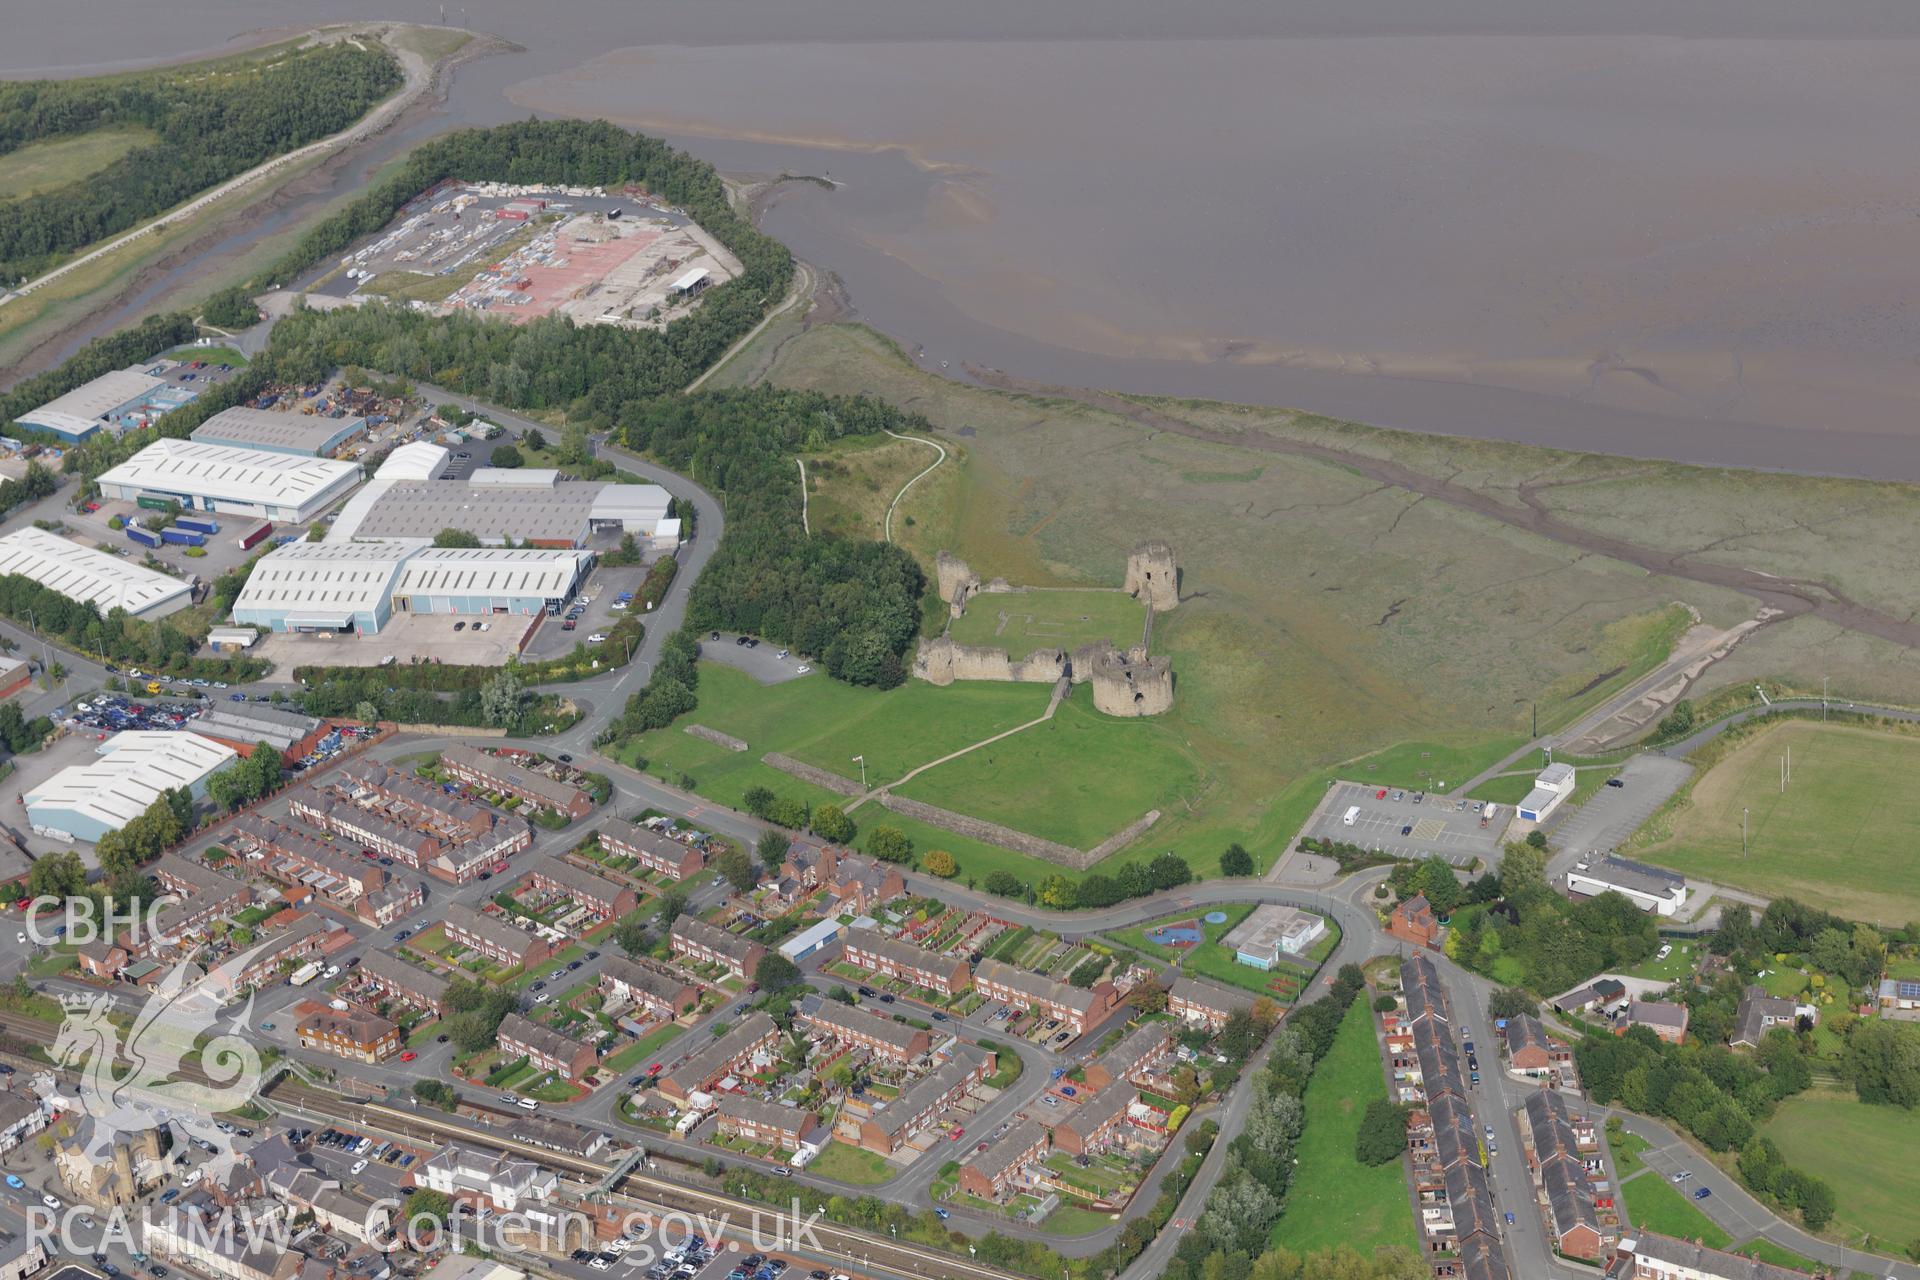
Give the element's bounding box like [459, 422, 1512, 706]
[0, 44, 401, 280]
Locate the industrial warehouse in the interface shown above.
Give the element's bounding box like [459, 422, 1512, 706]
[189, 406, 369, 457]
[0, 528, 193, 619]
[24, 731, 238, 843]
[11, 366, 201, 443]
[229, 542, 594, 634]
[329, 463, 676, 548]
[96, 438, 365, 524]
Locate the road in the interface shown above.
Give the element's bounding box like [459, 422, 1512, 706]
[1, 27, 437, 309]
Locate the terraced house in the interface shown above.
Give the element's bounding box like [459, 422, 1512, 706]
[522, 855, 638, 923]
[670, 915, 765, 981]
[598, 817, 705, 881]
[852, 1046, 990, 1154]
[442, 903, 551, 969]
[229, 814, 386, 905]
[358, 948, 451, 1016]
[1083, 1022, 1172, 1092]
[225, 916, 341, 993]
[841, 928, 971, 996]
[958, 1119, 1048, 1203]
[1167, 975, 1252, 1033]
[291, 790, 441, 865]
[599, 956, 700, 1020]
[657, 1011, 779, 1102]
[356, 878, 425, 927]
[1521, 1090, 1604, 1260]
[972, 957, 1117, 1035]
[135, 855, 252, 954]
[1047, 1083, 1138, 1158]
[797, 994, 932, 1063]
[497, 1012, 598, 1081]
[716, 1093, 817, 1153]
[441, 744, 594, 820]
[334, 760, 495, 842]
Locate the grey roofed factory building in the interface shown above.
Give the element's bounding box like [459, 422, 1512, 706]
[13, 367, 172, 442]
[327, 470, 675, 548]
[189, 406, 369, 457]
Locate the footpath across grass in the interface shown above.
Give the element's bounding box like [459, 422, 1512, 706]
[1268, 1000, 1417, 1255]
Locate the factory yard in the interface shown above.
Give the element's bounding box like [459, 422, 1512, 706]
[314, 182, 742, 329]
[251, 612, 529, 670]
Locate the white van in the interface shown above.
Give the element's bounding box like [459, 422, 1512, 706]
[1343, 805, 1361, 826]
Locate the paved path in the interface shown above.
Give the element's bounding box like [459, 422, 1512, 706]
[883, 430, 947, 545]
[845, 677, 1067, 812]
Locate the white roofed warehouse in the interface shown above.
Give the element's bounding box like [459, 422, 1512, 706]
[12, 368, 177, 443]
[0, 528, 193, 620]
[24, 731, 238, 843]
[96, 439, 363, 524]
[228, 541, 409, 635]
[229, 540, 596, 634]
[390, 548, 592, 616]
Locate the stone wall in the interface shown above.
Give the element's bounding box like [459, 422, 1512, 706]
[1088, 644, 1175, 717]
[935, 551, 981, 615]
[762, 752, 865, 797]
[913, 634, 1065, 687]
[1085, 809, 1162, 861]
[685, 724, 748, 752]
[877, 793, 1102, 870]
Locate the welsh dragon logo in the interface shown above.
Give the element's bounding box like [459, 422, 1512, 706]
[51, 944, 269, 1175]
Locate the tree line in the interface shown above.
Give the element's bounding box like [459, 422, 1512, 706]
[0, 44, 401, 280]
[0, 572, 264, 681]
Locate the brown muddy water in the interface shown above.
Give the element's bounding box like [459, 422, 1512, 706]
[12, 0, 1920, 477]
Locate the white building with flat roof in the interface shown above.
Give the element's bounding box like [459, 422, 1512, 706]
[97, 438, 363, 524]
[24, 731, 238, 843]
[0, 528, 192, 619]
[1567, 855, 1689, 917]
[1518, 761, 1579, 824]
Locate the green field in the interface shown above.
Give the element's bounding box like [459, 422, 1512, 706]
[1637, 721, 1920, 922]
[1619, 1171, 1731, 1250]
[808, 1140, 895, 1186]
[605, 1022, 685, 1073]
[894, 683, 1204, 849]
[166, 344, 249, 366]
[946, 589, 1147, 659]
[1269, 1000, 1418, 1255]
[0, 126, 157, 201]
[1730, 1239, 1822, 1272]
[1762, 1087, 1920, 1244]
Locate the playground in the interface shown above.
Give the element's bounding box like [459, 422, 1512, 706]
[1141, 910, 1228, 950]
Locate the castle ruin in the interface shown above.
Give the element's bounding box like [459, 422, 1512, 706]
[913, 543, 1181, 715]
[1125, 541, 1179, 612]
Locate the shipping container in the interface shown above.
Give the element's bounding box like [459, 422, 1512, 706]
[136, 496, 176, 512]
[126, 526, 161, 548]
[159, 529, 206, 547]
[175, 515, 220, 535]
[237, 522, 274, 550]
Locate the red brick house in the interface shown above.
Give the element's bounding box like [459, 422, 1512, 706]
[1389, 893, 1439, 947]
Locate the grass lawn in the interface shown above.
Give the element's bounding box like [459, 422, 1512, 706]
[1762, 1087, 1920, 1243]
[1466, 772, 1537, 805]
[1269, 1000, 1418, 1255]
[1039, 1203, 1116, 1235]
[0, 126, 157, 201]
[606, 1023, 686, 1073]
[165, 344, 249, 367]
[1731, 1239, 1823, 1272]
[946, 589, 1147, 659]
[896, 683, 1204, 849]
[1350, 737, 1533, 795]
[1619, 1171, 1731, 1250]
[1104, 902, 1255, 956]
[807, 1140, 895, 1186]
[1618, 941, 1697, 985]
[1610, 1129, 1650, 1180]
[1636, 721, 1920, 922]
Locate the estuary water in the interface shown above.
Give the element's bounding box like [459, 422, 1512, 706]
[13, 0, 1920, 476]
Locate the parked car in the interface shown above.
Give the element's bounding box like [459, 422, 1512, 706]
[1606, 777, 1625, 788]
[1693, 1187, 1712, 1200]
